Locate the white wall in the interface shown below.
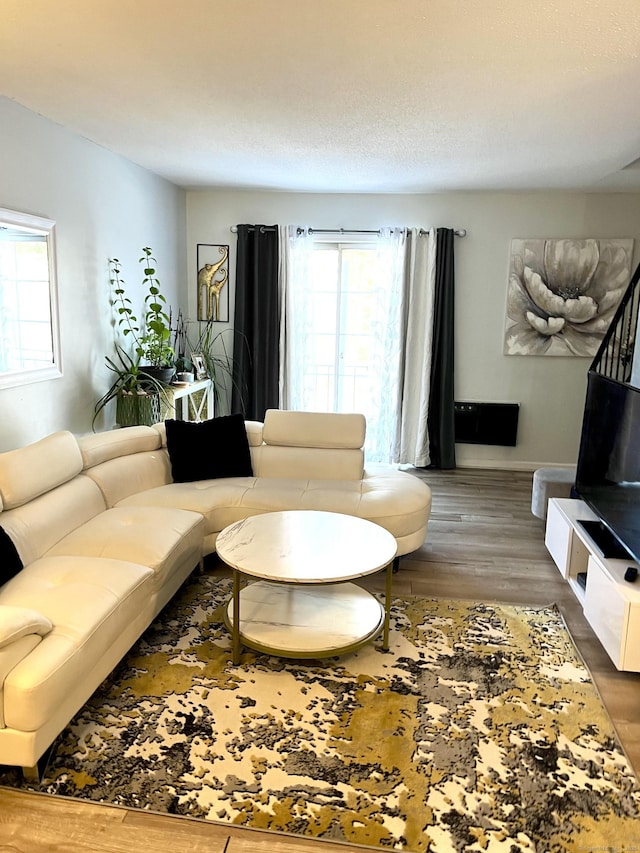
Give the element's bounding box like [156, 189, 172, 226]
[187, 189, 640, 469]
[0, 98, 186, 451]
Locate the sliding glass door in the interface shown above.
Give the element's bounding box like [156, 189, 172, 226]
[288, 235, 402, 461]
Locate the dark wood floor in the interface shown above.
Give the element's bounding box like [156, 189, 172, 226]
[1, 467, 639, 852]
[380, 467, 640, 777]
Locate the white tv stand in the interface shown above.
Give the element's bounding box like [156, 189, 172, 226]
[545, 498, 640, 672]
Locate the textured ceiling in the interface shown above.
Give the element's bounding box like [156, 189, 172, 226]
[2, 0, 640, 192]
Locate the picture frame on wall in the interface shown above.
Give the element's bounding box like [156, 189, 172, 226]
[197, 244, 229, 322]
[503, 237, 634, 357]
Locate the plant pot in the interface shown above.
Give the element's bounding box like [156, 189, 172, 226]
[116, 391, 161, 427]
[140, 365, 175, 385]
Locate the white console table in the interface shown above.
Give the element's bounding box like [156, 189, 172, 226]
[545, 497, 640, 672]
[161, 378, 213, 422]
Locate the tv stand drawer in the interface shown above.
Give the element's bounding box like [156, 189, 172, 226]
[584, 556, 629, 669]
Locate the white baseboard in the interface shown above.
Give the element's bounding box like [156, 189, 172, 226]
[454, 460, 576, 473]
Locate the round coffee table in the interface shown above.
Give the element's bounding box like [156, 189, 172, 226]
[216, 510, 398, 663]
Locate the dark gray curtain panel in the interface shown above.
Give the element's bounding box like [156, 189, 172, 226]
[231, 225, 280, 421]
[428, 228, 456, 469]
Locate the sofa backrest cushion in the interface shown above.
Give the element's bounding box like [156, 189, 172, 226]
[262, 410, 366, 449]
[83, 451, 172, 507]
[0, 431, 82, 510]
[77, 425, 161, 469]
[0, 475, 107, 568]
[252, 410, 366, 480]
[77, 426, 171, 506]
[252, 445, 364, 480]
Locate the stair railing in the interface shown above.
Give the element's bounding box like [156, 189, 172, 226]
[590, 261, 640, 384]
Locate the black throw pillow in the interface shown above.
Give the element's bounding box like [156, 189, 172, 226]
[0, 526, 23, 587]
[165, 413, 254, 483]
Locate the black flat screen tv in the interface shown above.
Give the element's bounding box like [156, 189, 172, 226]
[575, 371, 640, 563]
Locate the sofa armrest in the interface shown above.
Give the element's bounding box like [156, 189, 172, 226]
[0, 607, 53, 726]
[0, 605, 52, 649]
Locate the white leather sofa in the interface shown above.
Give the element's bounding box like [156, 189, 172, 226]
[0, 410, 431, 774]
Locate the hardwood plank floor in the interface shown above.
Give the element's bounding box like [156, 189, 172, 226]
[1, 467, 639, 851]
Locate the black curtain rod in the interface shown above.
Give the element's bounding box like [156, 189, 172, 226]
[230, 225, 467, 237]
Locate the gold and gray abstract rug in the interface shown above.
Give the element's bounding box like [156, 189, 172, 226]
[9, 571, 640, 851]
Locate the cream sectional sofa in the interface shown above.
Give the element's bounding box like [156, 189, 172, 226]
[0, 409, 431, 775]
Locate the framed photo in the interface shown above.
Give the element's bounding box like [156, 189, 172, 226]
[191, 353, 207, 380]
[197, 244, 229, 322]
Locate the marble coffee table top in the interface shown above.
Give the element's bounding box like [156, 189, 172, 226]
[216, 510, 397, 583]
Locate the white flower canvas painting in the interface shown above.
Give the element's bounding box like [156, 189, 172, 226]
[504, 238, 634, 356]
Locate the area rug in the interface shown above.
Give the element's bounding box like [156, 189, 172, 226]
[5, 571, 640, 852]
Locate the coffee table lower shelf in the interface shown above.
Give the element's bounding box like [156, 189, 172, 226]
[224, 580, 385, 659]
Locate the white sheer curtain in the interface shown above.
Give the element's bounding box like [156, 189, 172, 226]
[280, 225, 435, 465]
[392, 228, 437, 467]
[374, 228, 407, 461]
[278, 225, 313, 410]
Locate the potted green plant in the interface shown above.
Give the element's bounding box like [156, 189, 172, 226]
[92, 344, 171, 429]
[111, 248, 175, 384]
[93, 249, 176, 429]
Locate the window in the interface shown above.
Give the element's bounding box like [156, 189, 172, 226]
[0, 208, 62, 389]
[304, 240, 379, 410]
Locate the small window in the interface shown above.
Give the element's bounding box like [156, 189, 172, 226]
[0, 208, 62, 389]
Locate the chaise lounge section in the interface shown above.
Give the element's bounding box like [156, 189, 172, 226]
[0, 410, 431, 774]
